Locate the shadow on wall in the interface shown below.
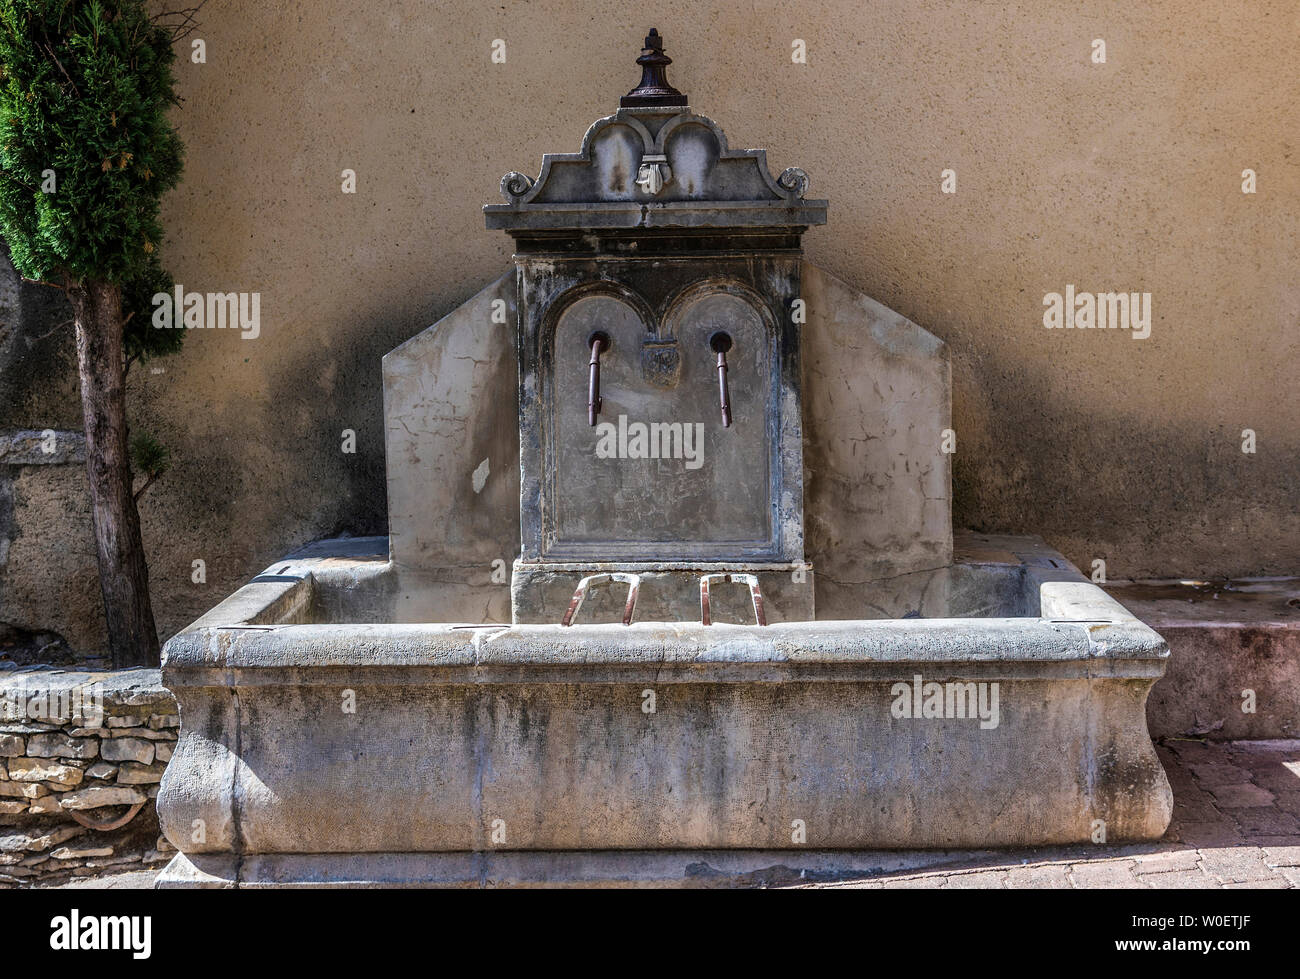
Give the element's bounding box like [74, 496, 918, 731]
[3, 233, 1297, 657]
[105, 283, 408, 651]
[951, 348, 1300, 580]
[0, 246, 499, 657]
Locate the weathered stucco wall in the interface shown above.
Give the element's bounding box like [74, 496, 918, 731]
[1, 0, 1296, 655]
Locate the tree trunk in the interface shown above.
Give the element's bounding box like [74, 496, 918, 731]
[68, 278, 160, 668]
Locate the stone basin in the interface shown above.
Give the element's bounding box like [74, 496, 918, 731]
[156, 532, 1172, 887]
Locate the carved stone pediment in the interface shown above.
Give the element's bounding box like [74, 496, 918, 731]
[485, 31, 826, 235]
[486, 108, 826, 233]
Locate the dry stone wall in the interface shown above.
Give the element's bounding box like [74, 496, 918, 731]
[0, 667, 176, 885]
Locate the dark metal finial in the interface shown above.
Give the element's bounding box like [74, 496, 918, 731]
[620, 28, 688, 108]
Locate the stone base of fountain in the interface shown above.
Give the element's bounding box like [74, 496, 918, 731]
[154, 844, 1102, 889]
[155, 533, 1171, 888]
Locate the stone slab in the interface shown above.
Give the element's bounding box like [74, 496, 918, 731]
[158, 847, 1024, 889]
[1106, 578, 1300, 739]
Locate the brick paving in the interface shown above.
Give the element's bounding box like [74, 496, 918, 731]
[812, 738, 1300, 889]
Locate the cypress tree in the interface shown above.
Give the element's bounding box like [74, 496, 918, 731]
[0, 0, 187, 666]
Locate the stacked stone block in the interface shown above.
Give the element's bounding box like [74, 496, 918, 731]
[0, 667, 177, 885]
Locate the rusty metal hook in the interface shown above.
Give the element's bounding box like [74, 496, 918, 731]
[699, 572, 766, 626]
[561, 572, 641, 626]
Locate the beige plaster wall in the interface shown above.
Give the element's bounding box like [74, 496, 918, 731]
[2, 0, 1296, 652]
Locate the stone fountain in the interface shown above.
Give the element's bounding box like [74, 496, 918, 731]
[156, 31, 1171, 887]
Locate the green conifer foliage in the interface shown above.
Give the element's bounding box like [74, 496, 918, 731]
[0, 0, 188, 665]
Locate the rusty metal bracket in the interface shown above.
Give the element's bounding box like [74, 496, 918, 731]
[68, 801, 147, 832]
[561, 572, 641, 626]
[699, 573, 767, 626]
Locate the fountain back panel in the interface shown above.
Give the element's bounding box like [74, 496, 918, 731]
[156, 32, 1171, 887]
